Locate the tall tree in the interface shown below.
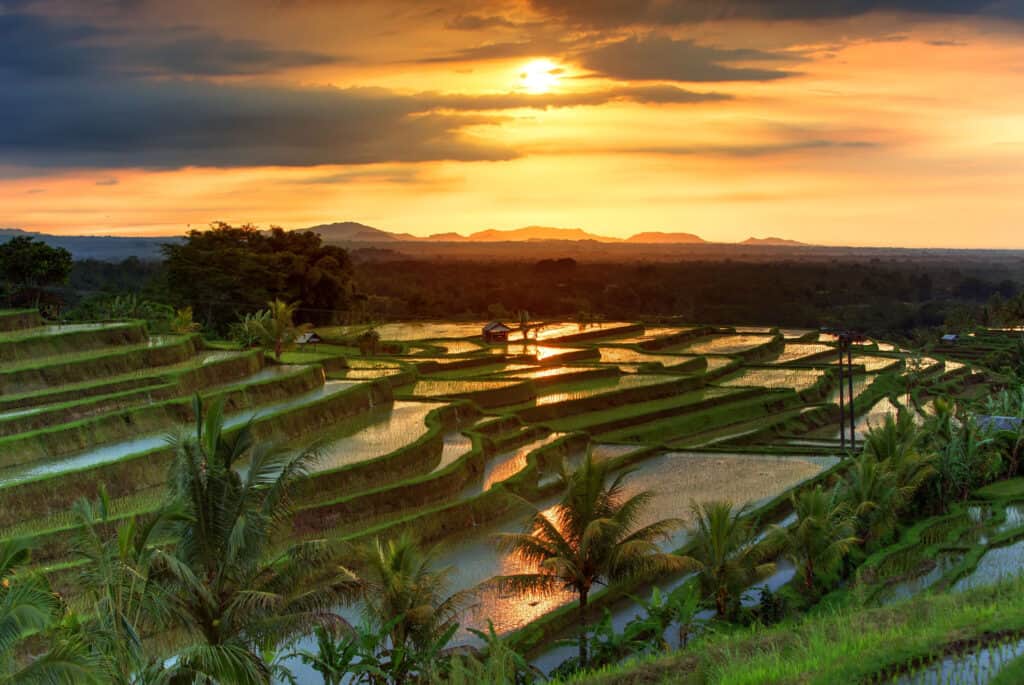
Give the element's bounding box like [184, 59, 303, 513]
[162, 223, 353, 332]
[0, 236, 72, 308]
[496, 455, 685, 666]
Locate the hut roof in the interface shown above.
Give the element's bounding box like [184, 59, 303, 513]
[483, 321, 513, 333]
[296, 331, 322, 344]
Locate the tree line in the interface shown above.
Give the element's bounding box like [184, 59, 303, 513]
[13, 224, 1020, 340]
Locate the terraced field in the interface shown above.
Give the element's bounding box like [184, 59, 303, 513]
[2, 313, 991, 683]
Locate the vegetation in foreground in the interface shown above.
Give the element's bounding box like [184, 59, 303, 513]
[553, 576, 1024, 685]
[2, 379, 1023, 683]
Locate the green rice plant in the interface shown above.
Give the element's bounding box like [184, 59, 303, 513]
[675, 334, 776, 356]
[718, 367, 826, 392]
[399, 379, 522, 398]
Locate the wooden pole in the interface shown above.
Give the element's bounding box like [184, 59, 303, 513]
[848, 344, 856, 453]
[837, 342, 846, 452]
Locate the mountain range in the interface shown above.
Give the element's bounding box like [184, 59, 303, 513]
[302, 221, 799, 246]
[0, 223, 809, 261]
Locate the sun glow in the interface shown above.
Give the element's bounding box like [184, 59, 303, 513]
[520, 59, 561, 94]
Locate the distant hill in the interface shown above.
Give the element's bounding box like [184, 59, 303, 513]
[626, 231, 705, 244]
[302, 221, 421, 242]
[0, 222, 818, 262]
[463, 226, 622, 243]
[427, 232, 470, 242]
[0, 228, 173, 261]
[742, 236, 808, 246]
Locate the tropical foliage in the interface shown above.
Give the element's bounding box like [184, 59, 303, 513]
[770, 487, 858, 595]
[0, 538, 100, 684]
[242, 299, 311, 359]
[680, 501, 772, 618]
[496, 453, 686, 666]
[351, 534, 471, 683]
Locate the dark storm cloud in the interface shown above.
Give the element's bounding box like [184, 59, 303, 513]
[527, 0, 1023, 27]
[0, 10, 342, 78]
[0, 6, 513, 171]
[0, 72, 730, 171]
[578, 35, 795, 82]
[0, 78, 518, 169]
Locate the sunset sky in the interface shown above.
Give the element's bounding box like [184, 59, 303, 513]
[2, 0, 1023, 247]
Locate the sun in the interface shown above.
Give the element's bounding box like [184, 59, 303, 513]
[520, 59, 561, 94]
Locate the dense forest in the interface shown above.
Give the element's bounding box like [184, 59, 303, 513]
[5, 224, 1023, 339]
[61, 259, 1024, 342]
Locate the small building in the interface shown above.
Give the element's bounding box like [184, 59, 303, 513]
[941, 333, 959, 344]
[482, 321, 512, 343]
[295, 331, 323, 350]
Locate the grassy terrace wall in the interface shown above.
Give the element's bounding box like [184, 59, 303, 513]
[638, 326, 717, 351]
[737, 333, 785, 362]
[516, 375, 705, 424]
[0, 322, 148, 363]
[293, 401, 483, 509]
[0, 352, 265, 435]
[414, 355, 506, 374]
[0, 379, 393, 528]
[600, 389, 800, 444]
[337, 431, 591, 551]
[552, 387, 769, 437]
[11, 385, 446, 566]
[292, 413, 548, 535]
[0, 365, 327, 467]
[0, 309, 41, 332]
[525, 366, 619, 387]
[0, 334, 201, 393]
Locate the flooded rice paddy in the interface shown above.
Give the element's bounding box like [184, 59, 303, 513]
[673, 334, 774, 355]
[0, 380, 360, 486]
[717, 367, 826, 391]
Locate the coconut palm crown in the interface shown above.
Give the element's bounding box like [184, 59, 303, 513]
[495, 453, 686, 666]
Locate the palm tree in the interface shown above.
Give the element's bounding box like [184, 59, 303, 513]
[496, 454, 686, 666]
[770, 487, 858, 595]
[69, 491, 181, 683]
[679, 501, 773, 619]
[246, 299, 311, 360]
[932, 418, 1001, 507]
[863, 412, 934, 490]
[842, 453, 907, 547]
[169, 306, 202, 334]
[353, 533, 470, 682]
[155, 395, 359, 684]
[0, 538, 102, 684]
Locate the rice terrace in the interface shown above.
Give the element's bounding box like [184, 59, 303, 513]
[4, 257, 1024, 683]
[5, 2, 1024, 683]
